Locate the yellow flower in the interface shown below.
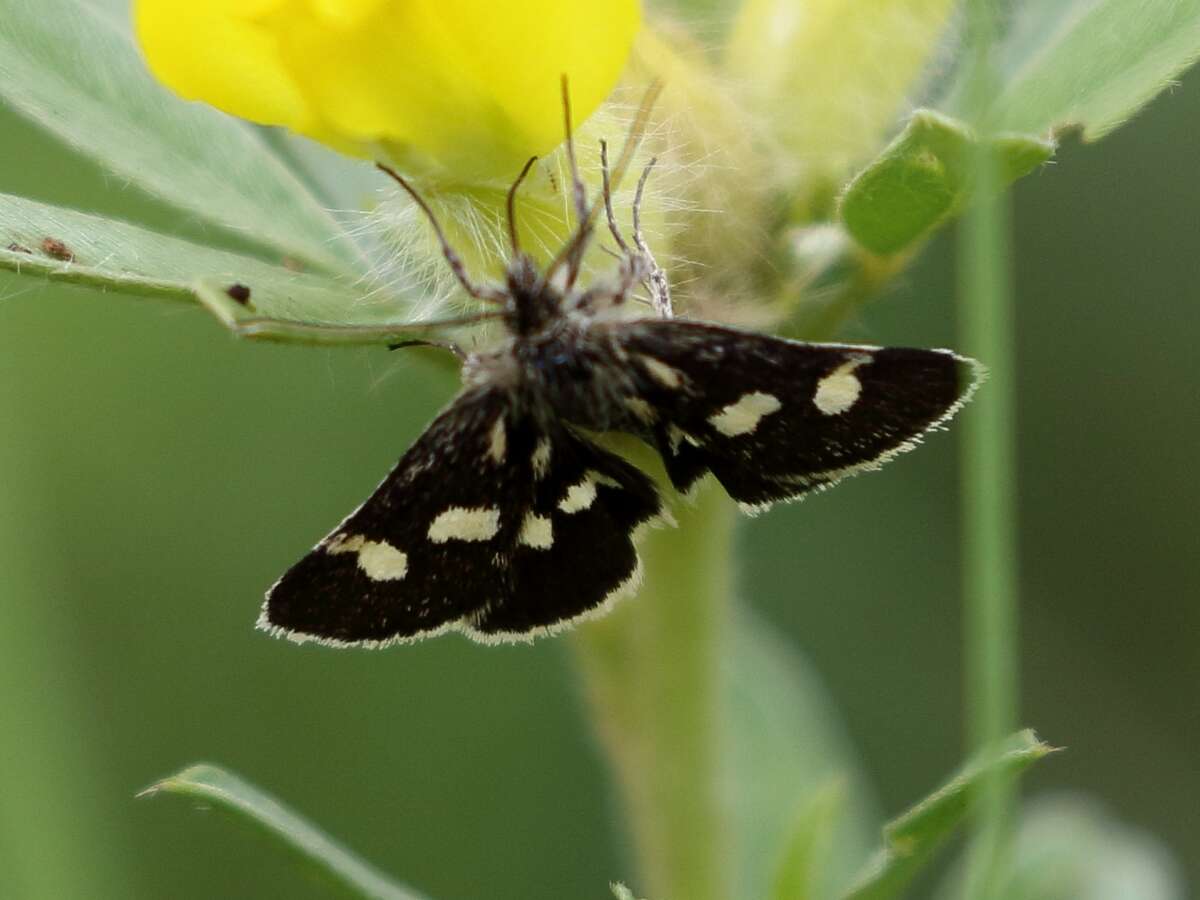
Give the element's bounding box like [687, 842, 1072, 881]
[135, 0, 642, 181]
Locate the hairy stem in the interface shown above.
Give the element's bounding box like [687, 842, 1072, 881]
[571, 483, 736, 900]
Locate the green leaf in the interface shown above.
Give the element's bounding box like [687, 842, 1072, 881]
[769, 779, 850, 900]
[140, 764, 429, 900]
[841, 2, 1200, 259]
[839, 110, 1053, 255]
[726, 609, 880, 900]
[841, 730, 1056, 900]
[0, 192, 467, 345]
[933, 795, 1186, 900]
[0, 0, 363, 275]
[944, 0, 1200, 140]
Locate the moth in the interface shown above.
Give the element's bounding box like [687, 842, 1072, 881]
[259, 86, 981, 647]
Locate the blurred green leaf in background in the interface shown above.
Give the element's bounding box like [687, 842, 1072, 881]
[2, 0, 1199, 898]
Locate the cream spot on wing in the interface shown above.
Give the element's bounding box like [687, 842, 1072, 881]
[814, 356, 871, 416]
[518, 513, 553, 549]
[559, 477, 597, 513]
[427, 507, 501, 543]
[640, 355, 683, 389]
[325, 534, 407, 581]
[532, 439, 552, 479]
[488, 415, 506, 463]
[624, 396, 657, 424]
[355, 540, 408, 581]
[709, 391, 782, 437]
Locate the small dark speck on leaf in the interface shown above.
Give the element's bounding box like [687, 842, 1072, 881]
[225, 283, 253, 306]
[6, 242, 32, 254]
[40, 237, 75, 261]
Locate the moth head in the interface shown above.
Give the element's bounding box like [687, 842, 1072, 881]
[506, 256, 564, 337]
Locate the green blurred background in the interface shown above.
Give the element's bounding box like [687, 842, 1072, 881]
[2, 7, 1198, 900]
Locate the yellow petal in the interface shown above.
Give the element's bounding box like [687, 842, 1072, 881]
[135, 0, 642, 180]
[306, 0, 388, 29]
[134, 1, 311, 130]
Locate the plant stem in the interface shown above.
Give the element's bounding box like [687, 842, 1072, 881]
[571, 482, 736, 900]
[0, 363, 139, 898]
[960, 2, 1020, 897]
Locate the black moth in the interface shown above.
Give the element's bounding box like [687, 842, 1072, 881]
[260, 86, 981, 647]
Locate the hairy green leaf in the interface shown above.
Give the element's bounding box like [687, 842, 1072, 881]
[0, 0, 363, 275]
[842, 730, 1056, 900]
[839, 110, 1053, 255]
[0, 193, 466, 345]
[141, 764, 428, 900]
[943, 0, 1200, 140]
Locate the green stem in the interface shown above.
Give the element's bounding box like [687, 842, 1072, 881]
[960, 3, 1020, 897]
[571, 483, 736, 900]
[0, 356, 139, 898]
[787, 248, 909, 342]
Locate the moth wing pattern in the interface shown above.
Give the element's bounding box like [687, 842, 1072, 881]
[608, 319, 982, 510]
[260, 386, 512, 645]
[471, 423, 665, 640]
[260, 386, 666, 647]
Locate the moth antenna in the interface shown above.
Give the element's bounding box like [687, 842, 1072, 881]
[506, 156, 539, 256]
[376, 163, 506, 306]
[606, 79, 664, 204]
[542, 79, 664, 290]
[560, 76, 593, 293]
[560, 76, 590, 234]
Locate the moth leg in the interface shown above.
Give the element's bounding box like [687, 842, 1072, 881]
[592, 156, 672, 318]
[387, 338, 467, 361]
[599, 139, 631, 253]
[631, 158, 673, 318]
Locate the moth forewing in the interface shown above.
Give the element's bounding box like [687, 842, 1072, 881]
[599, 319, 983, 511]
